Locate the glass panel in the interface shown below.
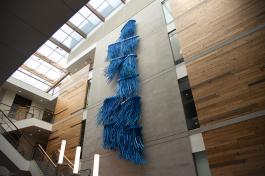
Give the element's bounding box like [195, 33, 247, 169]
[107, 0, 122, 8]
[49, 51, 64, 62]
[69, 13, 86, 27]
[61, 24, 73, 35]
[52, 29, 68, 43]
[89, 0, 104, 9]
[79, 6, 92, 18]
[98, 2, 114, 17]
[37, 45, 53, 57]
[79, 20, 95, 33]
[87, 13, 101, 25]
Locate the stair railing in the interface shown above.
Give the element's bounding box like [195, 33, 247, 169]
[0, 110, 57, 175]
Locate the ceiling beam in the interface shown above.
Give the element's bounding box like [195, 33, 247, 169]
[121, 0, 126, 4]
[21, 65, 56, 84]
[46, 72, 70, 93]
[18, 70, 51, 86]
[49, 37, 71, 53]
[34, 52, 68, 73]
[66, 21, 87, 38]
[85, 4, 105, 22]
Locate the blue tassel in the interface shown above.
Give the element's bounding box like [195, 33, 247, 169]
[120, 20, 136, 40]
[97, 96, 122, 126]
[118, 125, 145, 164]
[117, 75, 139, 97]
[121, 36, 139, 56]
[114, 96, 141, 129]
[104, 56, 125, 82]
[119, 54, 138, 79]
[103, 124, 119, 149]
[107, 42, 122, 60]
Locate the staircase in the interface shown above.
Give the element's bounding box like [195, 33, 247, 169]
[0, 110, 73, 176]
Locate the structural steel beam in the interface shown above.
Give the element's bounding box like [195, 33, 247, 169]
[66, 21, 87, 38]
[85, 3, 105, 22]
[49, 37, 71, 53]
[46, 72, 70, 93]
[34, 52, 68, 73]
[21, 65, 56, 84]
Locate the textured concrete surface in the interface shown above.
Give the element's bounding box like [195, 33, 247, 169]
[81, 0, 197, 175]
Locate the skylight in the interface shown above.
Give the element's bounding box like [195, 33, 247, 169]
[11, 0, 124, 94]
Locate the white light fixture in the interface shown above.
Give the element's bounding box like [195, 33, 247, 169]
[73, 146, 82, 174]
[58, 140, 66, 164]
[92, 154, 100, 176]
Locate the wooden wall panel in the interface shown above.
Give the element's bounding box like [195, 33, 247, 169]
[187, 29, 265, 125]
[203, 116, 265, 176]
[170, 0, 265, 60]
[169, 0, 265, 175]
[46, 65, 90, 161]
[169, 0, 265, 125]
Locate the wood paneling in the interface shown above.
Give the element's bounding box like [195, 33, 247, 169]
[187, 29, 265, 125]
[169, 0, 265, 125]
[169, 0, 265, 175]
[170, 0, 265, 60]
[46, 65, 90, 161]
[203, 116, 265, 176]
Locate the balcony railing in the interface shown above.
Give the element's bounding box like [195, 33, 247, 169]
[0, 103, 54, 123]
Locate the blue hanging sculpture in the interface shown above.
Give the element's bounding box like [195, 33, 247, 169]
[97, 20, 145, 164]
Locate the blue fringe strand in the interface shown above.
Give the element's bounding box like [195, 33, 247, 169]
[117, 75, 139, 97]
[114, 96, 141, 129]
[97, 96, 122, 126]
[104, 56, 125, 82]
[103, 124, 119, 149]
[99, 20, 145, 164]
[121, 36, 139, 56]
[119, 54, 138, 79]
[120, 20, 136, 40]
[118, 125, 145, 164]
[107, 42, 122, 60]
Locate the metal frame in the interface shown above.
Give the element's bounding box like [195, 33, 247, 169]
[21, 65, 56, 84]
[49, 37, 71, 53]
[85, 3, 105, 22]
[34, 52, 68, 73]
[121, 0, 126, 4]
[66, 21, 87, 38]
[46, 72, 70, 93]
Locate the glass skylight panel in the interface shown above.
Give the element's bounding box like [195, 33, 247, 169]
[52, 29, 68, 43]
[37, 64, 50, 75]
[79, 20, 95, 33]
[49, 51, 64, 62]
[89, 0, 105, 9]
[107, 0, 122, 8]
[46, 70, 60, 80]
[12, 70, 51, 91]
[38, 44, 53, 57]
[88, 13, 101, 25]
[98, 2, 114, 17]
[62, 31, 83, 49]
[70, 13, 86, 27]
[61, 24, 74, 34]
[79, 6, 92, 18]
[24, 58, 40, 69]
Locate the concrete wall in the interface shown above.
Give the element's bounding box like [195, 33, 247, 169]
[80, 0, 197, 175]
[0, 89, 16, 113]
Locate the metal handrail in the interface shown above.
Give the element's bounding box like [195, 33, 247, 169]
[0, 103, 54, 123]
[0, 110, 57, 171]
[0, 102, 53, 113]
[56, 149, 74, 169]
[37, 144, 57, 167]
